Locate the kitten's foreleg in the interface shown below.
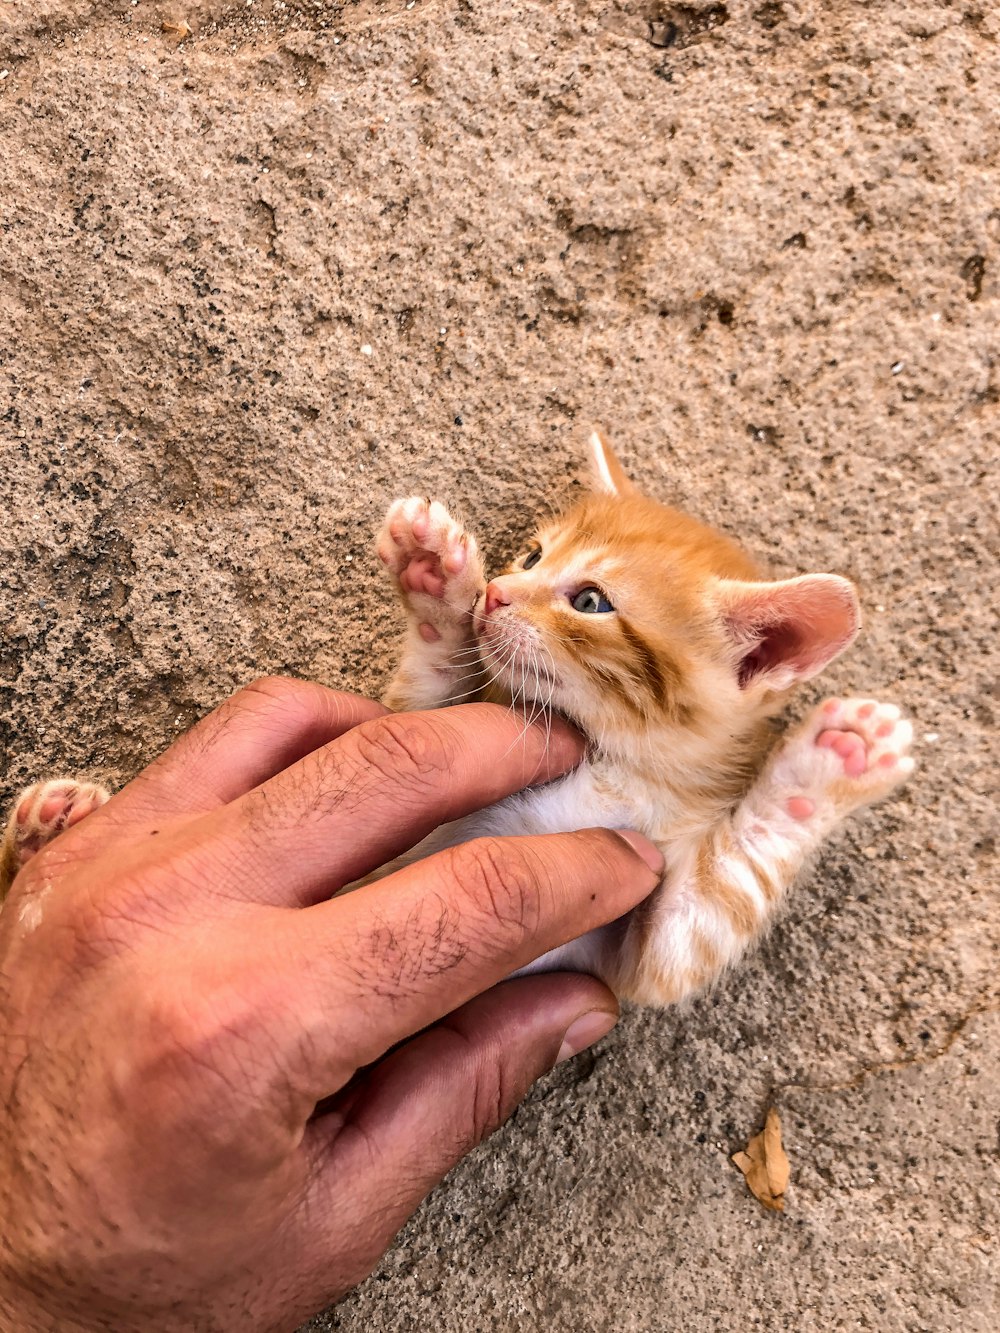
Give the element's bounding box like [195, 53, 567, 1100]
[0, 779, 110, 900]
[618, 697, 915, 1007]
[377, 497, 487, 712]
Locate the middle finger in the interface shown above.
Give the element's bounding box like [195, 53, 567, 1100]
[211, 704, 585, 906]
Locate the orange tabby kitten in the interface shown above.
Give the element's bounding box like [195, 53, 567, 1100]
[0, 434, 913, 1008]
[370, 431, 913, 1004]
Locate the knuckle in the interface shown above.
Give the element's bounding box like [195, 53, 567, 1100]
[237, 675, 316, 726]
[120, 981, 295, 1167]
[44, 866, 178, 970]
[180, 677, 314, 767]
[144, 985, 209, 1060]
[352, 713, 453, 790]
[441, 1027, 523, 1147]
[345, 892, 467, 1001]
[446, 837, 542, 940]
[466, 1055, 510, 1144]
[138, 982, 265, 1096]
[581, 826, 642, 878]
[591, 824, 632, 865]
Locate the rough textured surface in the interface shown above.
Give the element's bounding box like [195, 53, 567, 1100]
[1, 0, 997, 1328]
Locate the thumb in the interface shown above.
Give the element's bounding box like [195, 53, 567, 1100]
[299, 974, 618, 1283]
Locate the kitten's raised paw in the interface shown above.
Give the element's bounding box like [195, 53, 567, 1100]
[7, 779, 110, 872]
[377, 497, 485, 640]
[775, 697, 914, 823]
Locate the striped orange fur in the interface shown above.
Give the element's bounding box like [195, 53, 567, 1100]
[372, 432, 914, 1008]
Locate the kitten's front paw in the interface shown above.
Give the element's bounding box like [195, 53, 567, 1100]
[775, 697, 914, 824]
[4, 779, 110, 877]
[377, 497, 485, 642]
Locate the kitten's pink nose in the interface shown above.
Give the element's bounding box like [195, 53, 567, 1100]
[484, 581, 511, 616]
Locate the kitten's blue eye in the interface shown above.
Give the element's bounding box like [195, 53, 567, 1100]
[571, 587, 614, 614]
[522, 547, 542, 570]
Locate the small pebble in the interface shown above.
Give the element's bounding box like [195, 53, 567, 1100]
[360, 344, 373, 357]
[923, 732, 939, 743]
[891, 361, 904, 375]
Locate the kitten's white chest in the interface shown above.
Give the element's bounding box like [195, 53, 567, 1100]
[449, 762, 655, 845]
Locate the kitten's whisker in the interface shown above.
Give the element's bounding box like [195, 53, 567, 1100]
[503, 641, 553, 761]
[442, 637, 520, 709]
[444, 605, 484, 628]
[506, 670, 530, 760]
[448, 643, 490, 662]
[446, 652, 488, 674]
[525, 644, 545, 733]
[538, 642, 557, 756]
[466, 638, 515, 677]
[449, 634, 515, 671]
[437, 639, 493, 677]
[441, 645, 517, 705]
[525, 653, 533, 762]
[442, 661, 492, 691]
[441, 679, 493, 705]
[500, 648, 530, 759]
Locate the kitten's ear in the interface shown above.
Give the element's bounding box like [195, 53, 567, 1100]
[588, 428, 636, 497]
[715, 575, 861, 690]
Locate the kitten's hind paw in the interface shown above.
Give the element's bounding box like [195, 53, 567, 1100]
[771, 697, 914, 825]
[377, 497, 485, 641]
[6, 779, 110, 874]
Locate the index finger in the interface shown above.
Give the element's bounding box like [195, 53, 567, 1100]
[275, 825, 664, 1095]
[214, 704, 587, 905]
[95, 678, 389, 825]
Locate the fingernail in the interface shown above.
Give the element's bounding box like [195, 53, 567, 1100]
[556, 1009, 618, 1065]
[614, 829, 665, 876]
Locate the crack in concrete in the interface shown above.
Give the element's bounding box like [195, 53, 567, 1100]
[770, 995, 1000, 1097]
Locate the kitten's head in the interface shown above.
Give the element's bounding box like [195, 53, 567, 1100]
[473, 431, 860, 772]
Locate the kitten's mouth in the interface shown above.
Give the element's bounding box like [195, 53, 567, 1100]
[475, 612, 560, 692]
[472, 613, 598, 747]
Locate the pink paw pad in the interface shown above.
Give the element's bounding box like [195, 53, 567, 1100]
[807, 697, 915, 797]
[408, 508, 430, 542]
[400, 555, 446, 598]
[786, 796, 815, 821]
[378, 498, 478, 611]
[816, 728, 869, 777]
[441, 546, 467, 576]
[13, 781, 106, 867]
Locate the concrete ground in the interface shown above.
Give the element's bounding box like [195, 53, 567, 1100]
[1, 0, 997, 1328]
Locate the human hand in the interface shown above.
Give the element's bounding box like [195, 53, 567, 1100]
[0, 678, 663, 1331]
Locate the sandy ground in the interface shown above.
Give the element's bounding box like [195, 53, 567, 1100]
[1, 0, 997, 1328]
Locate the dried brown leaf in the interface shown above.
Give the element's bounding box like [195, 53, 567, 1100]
[162, 19, 193, 40]
[732, 1107, 789, 1212]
